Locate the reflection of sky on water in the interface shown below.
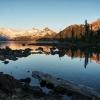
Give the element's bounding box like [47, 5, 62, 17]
[0, 41, 100, 92]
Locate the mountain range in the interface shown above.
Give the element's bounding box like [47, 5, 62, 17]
[0, 27, 56, 41]
[0, 19, 100, 41]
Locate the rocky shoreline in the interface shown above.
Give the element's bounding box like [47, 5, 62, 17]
[0, 71, 100, 100]
[0, 72, 69, 100]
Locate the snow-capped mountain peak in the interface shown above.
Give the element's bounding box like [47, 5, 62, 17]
[0, 27, 56, 40]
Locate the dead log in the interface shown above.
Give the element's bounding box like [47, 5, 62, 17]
[32, 71, 100, 100]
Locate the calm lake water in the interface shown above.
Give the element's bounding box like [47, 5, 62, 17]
[0, 41, 100, 93]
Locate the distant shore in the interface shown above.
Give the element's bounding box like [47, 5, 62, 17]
[28, 41, 100, 48]
[0, 40, 100, 48]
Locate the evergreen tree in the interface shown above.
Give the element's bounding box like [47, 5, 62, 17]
[84, 20, 90, 42]
[89, 24, 93, 42]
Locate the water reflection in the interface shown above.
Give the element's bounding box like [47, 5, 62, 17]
[0, 42, 100, 69]
[0, 41, 100, 94]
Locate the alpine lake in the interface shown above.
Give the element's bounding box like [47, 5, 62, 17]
[0, 41, 100, 95]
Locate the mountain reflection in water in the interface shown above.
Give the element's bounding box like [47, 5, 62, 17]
[0, 41, 100, 93]
[0, 41, 100, 69]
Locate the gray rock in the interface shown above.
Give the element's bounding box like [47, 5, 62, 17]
[32, 71, 100, 100]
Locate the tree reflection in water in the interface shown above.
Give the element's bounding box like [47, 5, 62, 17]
[0, 45, 100, 68]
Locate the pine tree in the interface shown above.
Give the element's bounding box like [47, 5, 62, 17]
[84, 20, 90, 42]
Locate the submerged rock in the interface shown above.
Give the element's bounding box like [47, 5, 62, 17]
[19, 77, 31, 84]
[54, 86, 68, 95]
[31, 86, 44, 97]
[3, 60, 9, 64]
[1, 71, 100, 100]
[0, 73, 66, 100]
[32, 71, 100, 100]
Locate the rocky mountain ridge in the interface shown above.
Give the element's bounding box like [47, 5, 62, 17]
[0, 19, 100, 41]
[56, 19, 100, 39]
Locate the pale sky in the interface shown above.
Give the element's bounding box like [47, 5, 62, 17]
[0, 0, 99, 31]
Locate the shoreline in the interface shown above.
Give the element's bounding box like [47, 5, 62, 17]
[0, 40, 100, 47]
[0, 71, 100, 100]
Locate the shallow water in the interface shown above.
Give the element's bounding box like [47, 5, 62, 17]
[0, 41, 100, 93]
